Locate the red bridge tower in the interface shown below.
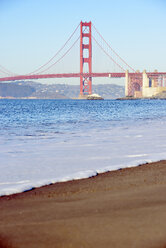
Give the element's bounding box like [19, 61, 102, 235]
[80, 21, 92, 96]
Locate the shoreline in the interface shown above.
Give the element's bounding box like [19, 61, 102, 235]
[0, 159, 161, 197]
[0, 160, 165, 198]
[0, 160, 166, 247]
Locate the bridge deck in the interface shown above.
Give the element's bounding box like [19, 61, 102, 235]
[0, 72, 166, 82]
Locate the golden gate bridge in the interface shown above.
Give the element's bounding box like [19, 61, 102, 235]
[0, 21, 166, 98]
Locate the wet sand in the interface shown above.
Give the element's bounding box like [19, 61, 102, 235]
[0, 161, 166, 248]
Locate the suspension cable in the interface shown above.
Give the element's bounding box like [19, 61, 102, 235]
[0, 68, 10, 76]
[92, 35, 125, 72]
[38, 36, 80, 74]
[29, 23, 80, 75]
[92, 24, 135, 72]
[0, 64, 16, 76]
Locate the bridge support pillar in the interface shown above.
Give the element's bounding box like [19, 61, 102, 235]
[80, 21, 92, 96]
[142, 70, 149, 97]
[125, 70, 129, 96]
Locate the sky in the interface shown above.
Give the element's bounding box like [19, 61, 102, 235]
[0, 0, 166, 85]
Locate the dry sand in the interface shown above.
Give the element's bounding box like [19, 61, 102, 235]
[0, 161, 166, 248]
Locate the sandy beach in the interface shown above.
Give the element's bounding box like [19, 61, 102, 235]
[0, 161, 166, 248]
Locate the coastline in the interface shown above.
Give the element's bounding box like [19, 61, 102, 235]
[0, 159, 163, 197]
[0, 160, 166, 248]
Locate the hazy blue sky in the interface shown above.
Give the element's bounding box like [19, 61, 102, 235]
[0, 0, 166, 84]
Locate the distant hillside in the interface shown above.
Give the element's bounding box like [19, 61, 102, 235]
[0, 81, 125, 99]
[28, 81, 125, 99]
[0, 83, 35, 97]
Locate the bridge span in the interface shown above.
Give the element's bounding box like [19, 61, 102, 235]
[0, 72, 166, 82]
[0, 21, 166, 98]
[0, 73, 126, 82]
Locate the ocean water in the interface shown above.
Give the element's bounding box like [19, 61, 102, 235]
[0, 99, 166, 196]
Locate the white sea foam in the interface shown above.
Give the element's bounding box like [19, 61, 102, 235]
[126, 154, 148, 158]
[0, 120, 166, 197]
